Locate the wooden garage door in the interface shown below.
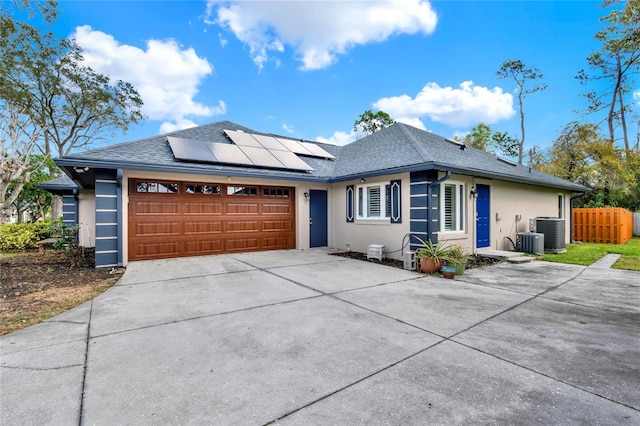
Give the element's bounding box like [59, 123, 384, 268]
[128, 180, 295, 261]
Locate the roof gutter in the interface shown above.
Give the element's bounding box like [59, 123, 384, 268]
[55, 158, 334, 184]
[332, 162, 589, 193]
[56, 157, 590, 193]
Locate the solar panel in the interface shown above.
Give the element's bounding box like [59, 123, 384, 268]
[269, 149, 314, 171]
[206, 142, 252, 165]
[238, 146, 286, 168]
[274, 137, 313, 155]
[223, 129, 262, 147]
[252, 134, 288, 151]
[168, 136, 216, 163]
[168, 134, 313, 172]
[300, 141, 336, 159]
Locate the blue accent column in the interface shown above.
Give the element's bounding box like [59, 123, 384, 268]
[409, 170, 439, 250]
[61, 193, 78, 227]
[94, 170, 120, 268]
[116, 169, 123, 266]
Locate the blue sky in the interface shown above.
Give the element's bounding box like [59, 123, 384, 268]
[48, 0, 608, 152]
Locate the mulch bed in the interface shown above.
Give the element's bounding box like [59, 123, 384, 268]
[1, 249, 114, 299]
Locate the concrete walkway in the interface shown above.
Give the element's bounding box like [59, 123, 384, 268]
[1, 250, 639, 425]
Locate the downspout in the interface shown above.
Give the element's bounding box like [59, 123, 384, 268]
[569, 192, 587, 243]
[426, 171, 452, 243]
[73, 188, 79, 245]
[116, 169, 124, 267]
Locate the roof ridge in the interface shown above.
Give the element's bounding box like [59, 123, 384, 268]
[396, 123, 430, 162]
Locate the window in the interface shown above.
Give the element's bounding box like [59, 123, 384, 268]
[357, 183, 391, 220]
[136, 181, 178, 193]
[558, 194, 565, 218]
[227, 186, 257, 196]
[185, 184, 220, 195]
[440, 182, 465, 232]
[263, 188, 290, 197]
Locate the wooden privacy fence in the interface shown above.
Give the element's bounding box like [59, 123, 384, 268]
[573, 208, 633, 244]
[634, 212, 640, 237]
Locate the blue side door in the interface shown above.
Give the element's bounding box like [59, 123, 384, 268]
[476, 184, 490, 248]
[309, 189, 328, 247]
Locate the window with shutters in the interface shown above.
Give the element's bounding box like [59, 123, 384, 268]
[356, 183, 391, 220]
[440, 182, 465, 232]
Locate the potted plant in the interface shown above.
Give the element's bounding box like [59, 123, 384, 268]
[447, 244, 469, 275]
[414, 237, 451, 274]
[440, 262, 456, 279]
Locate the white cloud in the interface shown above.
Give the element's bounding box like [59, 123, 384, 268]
[159, 119, 199, 134]
[282, 123, 294, 134]
[218, 32, 228, 47]
[374, 81, 515, 128]
[72, 25, 225, 133]
[316, 129, 364, 146]
[206, 0, 438, 70]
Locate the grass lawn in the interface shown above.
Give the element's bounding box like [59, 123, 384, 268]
[539, 237, 640, 271]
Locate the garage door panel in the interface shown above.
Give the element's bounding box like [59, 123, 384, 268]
[134, 222, 182, 237]
[132, 200, 180, 215]
[226, 220, 260, 233]
[226, 237, 260, 251]
[262, 220, 292, 232]
[129, 181, 295, 261]
[185, 239, 224, 254]
[262, 203, 292, 215]
[133, 241, 182, 259]
[184, 202, 223, 215]
[263, 235, 294, 249]
[184, 221, 223, 234]
[226, 203, 259, 215]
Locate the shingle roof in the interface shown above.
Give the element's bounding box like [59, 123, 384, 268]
[56, 120, 589, 192]
[58, 120, 340, 182]
[333, 124, 589, 191]
[37, 175, 77, 194]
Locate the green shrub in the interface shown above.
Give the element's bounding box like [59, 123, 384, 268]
[0, 222, 52, 251]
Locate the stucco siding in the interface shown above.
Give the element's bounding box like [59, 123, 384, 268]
[78, 190, 95, 248]
[331, 173, 410, 260]
[484, 179, 571, 251]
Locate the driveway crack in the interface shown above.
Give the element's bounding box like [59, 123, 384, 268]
[78, 299, 94, 426]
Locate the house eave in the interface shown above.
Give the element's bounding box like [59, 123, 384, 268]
[55, 158, 590, 193]
[332, 162, 590, 193]
[55, 158, 334, 187]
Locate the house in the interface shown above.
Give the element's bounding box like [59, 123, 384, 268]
[47, 121, 589, 268]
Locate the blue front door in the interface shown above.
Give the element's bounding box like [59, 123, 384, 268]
[476, 184, 490, 248]
[309, 189, 328, 247]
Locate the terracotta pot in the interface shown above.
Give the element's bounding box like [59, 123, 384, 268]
[420, 256, 442, 274]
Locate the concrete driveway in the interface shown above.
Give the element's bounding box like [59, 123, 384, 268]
[2, 250, 639, 424]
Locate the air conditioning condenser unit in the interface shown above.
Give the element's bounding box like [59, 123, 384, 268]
[517, 232, 544, 255]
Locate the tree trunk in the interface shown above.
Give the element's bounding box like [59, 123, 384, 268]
[518, 89, 525, 165]
[51, 195, 63, 221]
[607, 53, 623, 146]
[617, 84, 630, 153]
